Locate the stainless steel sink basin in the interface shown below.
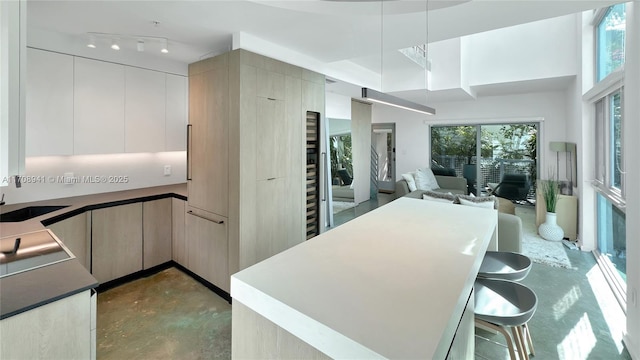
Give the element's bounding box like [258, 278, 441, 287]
[0, 230, 73, 277]
[0, 205, 69, 222]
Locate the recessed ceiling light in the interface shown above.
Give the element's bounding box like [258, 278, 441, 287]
[87, 34, 96, 48]
[111, 39, 120, 51]
[161, 39, 169, 54]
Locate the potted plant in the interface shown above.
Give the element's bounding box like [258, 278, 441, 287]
[538, 178, 564, 241]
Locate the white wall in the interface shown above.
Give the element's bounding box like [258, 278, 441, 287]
[326, 92, 351, 120]
[351, 100, 372, 204]
[0, 152, 186, 205]
[623, 2, 640, 358]
[328, 118, 351, 136]
[373, 91, 568, 182]
[467, 15, 577, 86]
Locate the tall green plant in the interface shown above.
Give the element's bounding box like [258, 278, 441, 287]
[541, 178, 559, 213]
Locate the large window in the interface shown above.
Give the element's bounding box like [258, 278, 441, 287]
[430, 123, 537, 198]
[593, 4, 626, 307]
[596, 3, 626, 82]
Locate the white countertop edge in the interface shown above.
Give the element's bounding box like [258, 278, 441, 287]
[231, 275, 386, 360]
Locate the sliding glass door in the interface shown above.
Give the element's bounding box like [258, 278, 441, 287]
[430, 123, 537, 198]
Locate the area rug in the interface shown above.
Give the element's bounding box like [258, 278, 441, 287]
[332, 201, 356, 214]
[515, 205, 574, 269]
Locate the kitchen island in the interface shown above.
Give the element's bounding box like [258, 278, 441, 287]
[231, 197, 497, 359]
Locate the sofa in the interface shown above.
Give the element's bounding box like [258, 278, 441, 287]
[395, 183, 523, 253]
[395, 176, 467, 198]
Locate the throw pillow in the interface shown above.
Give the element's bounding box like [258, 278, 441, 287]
[402, 172, 417, 192]
[414, 168, 440, 191]
[422, 191, 456, 203]
[455, 194, 498, 209]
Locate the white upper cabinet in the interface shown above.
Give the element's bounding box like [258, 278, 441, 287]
[165, 74, 188, 151]
[74, 57, 125, 155]
[26, 48, 74, 156]
[22, 49, 186, 157]
[124, 67, 166, 153]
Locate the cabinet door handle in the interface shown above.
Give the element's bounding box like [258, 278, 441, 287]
[187, 210, 224, 224]
[186, 124, 193, 181]
[267, 177, 276, 181]
[267, 97, 276, 101]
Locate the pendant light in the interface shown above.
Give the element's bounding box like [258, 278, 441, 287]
[361, 0, 435, 115]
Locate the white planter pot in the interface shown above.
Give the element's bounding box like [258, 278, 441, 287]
[539, 212, 564, 241]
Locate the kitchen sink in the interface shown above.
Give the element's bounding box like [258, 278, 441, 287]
[0, 206, 69, 222]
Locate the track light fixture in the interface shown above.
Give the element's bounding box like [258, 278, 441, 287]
[86, 32, 170, 54]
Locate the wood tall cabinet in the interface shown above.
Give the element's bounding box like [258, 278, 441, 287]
[187, 49, 325, 289]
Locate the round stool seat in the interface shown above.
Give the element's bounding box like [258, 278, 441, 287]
[475, 278, 537, 327]
[478, 251, 532, 281]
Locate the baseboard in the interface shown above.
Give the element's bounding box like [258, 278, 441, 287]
[95, 261, 231, 304]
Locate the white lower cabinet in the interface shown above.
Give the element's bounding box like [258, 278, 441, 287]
[185, 208, 229, 292]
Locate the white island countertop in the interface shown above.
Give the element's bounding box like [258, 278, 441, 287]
[231, 197, 497, 359]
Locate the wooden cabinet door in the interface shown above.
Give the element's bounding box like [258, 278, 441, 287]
[91, 203, 143, 283]
[142, 198, 172, 269]
[26, 48, 74, 156]
[255, 178, 289, 264]
[256, 68, 285, 100]
[48, 213, 90, 270]
[256, 97, 286, 180]
[172, 198, 187, 267]
[73, 57, 125, 155]
[185, 210, 229, 292]
[188, 66, 229, 216]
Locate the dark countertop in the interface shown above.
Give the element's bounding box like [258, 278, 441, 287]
[1, 183, 187, 237]
[0, 183, 187, 319]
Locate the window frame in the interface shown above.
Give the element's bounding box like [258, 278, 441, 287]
[594, 3, 626, 83]
[593, 86, 625, 207]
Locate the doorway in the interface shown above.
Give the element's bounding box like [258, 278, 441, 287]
[372, 123, 395, 194]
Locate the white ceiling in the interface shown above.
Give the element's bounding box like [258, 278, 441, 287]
[27, 0, 621, 100]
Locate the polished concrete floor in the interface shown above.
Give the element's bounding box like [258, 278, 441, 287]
[97, 193, 631, 359]
[97, 267, 231, 360]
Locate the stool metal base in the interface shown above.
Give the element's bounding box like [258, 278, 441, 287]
[475, 319, 535, 360]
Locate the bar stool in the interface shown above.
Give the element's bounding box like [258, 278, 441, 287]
[477, 251, 532, 281]
[475, 278, 538, 360]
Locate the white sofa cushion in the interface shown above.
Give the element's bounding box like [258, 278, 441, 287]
[401, 172, 417, 192]
[414, 168, 439, 191]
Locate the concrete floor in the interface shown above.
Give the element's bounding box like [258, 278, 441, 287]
[97, 192, 632, 359]
[97, 267, 231, 360]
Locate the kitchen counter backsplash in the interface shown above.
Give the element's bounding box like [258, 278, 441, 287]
[0, 152, 186, 205]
